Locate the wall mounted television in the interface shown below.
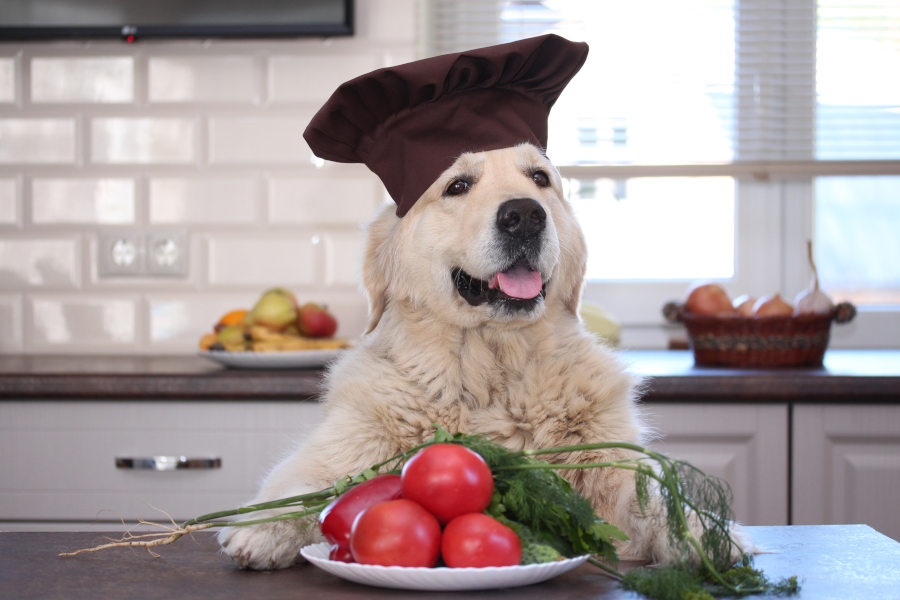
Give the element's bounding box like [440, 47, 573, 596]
[0, 0, 354, 41]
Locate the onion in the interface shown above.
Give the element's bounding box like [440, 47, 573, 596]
[732, 294, 756, 317]
[794, 240, 834, 315]
[685, 283, 736, 316]
[753, 293, 794, 317]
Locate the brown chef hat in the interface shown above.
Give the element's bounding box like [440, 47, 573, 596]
[302, 34, 589, 217]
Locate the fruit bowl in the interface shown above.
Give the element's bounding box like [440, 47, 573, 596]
[663, 301, 856, 368]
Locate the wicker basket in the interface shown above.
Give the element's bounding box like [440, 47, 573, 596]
[662, 301, 856, 368]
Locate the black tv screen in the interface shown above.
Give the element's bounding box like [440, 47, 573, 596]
[0, 0, 354, 41]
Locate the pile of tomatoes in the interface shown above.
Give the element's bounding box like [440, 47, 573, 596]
[317, 444, 522, 568]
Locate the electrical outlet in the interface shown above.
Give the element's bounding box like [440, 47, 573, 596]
[98, 229, 189, 278]
[146, 230, 188, 276]
[98, 231, 144, 277]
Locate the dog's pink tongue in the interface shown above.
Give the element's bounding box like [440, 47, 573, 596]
[494, 264, 543, 299]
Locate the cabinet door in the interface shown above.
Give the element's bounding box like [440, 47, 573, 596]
[792, 404, 900, 541]
[0, 401, 324, 525]
[642, 403, 789, 526]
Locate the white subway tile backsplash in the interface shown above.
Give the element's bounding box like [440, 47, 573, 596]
[0, 58, 15, 103]
[2, 19, 416, 355]
[31, 179, 135, 225]
[323, 231, 367, 287]
[31, 57, 133, 103]
[150, 178, 259, 224]
[149, 56, 259, 103]
[0, 294, 23, 352]
[0, 119, 76, 164]
[268, 175, 379, 225]
[0, 179, 18, 225]
[208, 116, 311, 164]
[29, 295, 137, 350]
[268, 55, 379, 103]
[0, 238, 80, 288]
[208, 236, 321, 286]
[91, 118, 196, 164]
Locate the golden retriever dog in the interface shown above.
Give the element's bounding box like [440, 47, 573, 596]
[219, 143, 745, 569]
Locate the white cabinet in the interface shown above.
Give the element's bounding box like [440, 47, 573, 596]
[642, 403, 789, 526]
[792, 404, 900, 541]
[0, 401, 324, 530]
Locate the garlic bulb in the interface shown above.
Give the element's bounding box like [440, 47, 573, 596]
[794, 240, 834, 315]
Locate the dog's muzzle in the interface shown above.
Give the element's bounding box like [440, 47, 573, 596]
[451, 198, 548, 312]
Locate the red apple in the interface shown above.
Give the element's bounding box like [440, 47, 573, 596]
[297, 302, 338, 338]
[685, 283, 736, 317]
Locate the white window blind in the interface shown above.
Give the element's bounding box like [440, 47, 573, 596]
[423, 0, 900, 168]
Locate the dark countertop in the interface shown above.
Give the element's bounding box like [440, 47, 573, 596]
[1, 350, 898, 403]
[2, 525, 898, 599]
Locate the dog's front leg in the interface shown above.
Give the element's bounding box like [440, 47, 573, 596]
[217, 449, 327, 570]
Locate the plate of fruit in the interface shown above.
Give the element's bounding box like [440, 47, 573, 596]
[198, 288, 351, 369]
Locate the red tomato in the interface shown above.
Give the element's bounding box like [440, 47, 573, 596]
[400, 444, 494, 523]
[350, 499, 442, 567]
[318, 474, 402, 549]
[328, 544, 354, 563]
[441, 513, 522, 568]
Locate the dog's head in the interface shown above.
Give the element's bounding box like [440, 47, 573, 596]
[363, 143, 587, 332]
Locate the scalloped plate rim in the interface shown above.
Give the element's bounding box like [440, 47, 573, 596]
[300, 542, 590, 591]
[198, 349, 345, 369]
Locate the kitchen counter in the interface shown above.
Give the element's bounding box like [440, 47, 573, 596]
[1, 350, 898, 402]
[2, 525, 898, 599]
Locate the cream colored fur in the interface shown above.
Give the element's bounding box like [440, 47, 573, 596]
[219, 144, 745, 569]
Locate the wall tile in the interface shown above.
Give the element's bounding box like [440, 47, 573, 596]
[28, 295, 137, 350]
[0, 58, 15, 103]
[0, 238, 80, 289]
[365, 0, 417, 42]
[0, 179, 18, 225]
[150, 178, 258, 224]
[147, 292, 261, 350]
[208, 116, 311, 164]
[268, 175, 379, 225]
[323, 231, 367, 287]
[31, 57, 133, 103]
[0, 119, 76, 164]
[268, 55, 379, 103]
[149, 56, 259, 103]
[91, 118, 195, 164]
[31, 179, 135, 224]
[0, 294, 23, 352]
[208, 236, 321, 286]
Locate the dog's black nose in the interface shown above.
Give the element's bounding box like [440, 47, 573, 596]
[496, 198, 546, 238]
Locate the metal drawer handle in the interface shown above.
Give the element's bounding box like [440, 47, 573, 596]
[115, 456, 222, 471]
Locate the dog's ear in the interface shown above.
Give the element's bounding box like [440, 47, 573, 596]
[551, 171, 588, 316]
[561, 221, 588, 316]
[362, 209, 398, 333]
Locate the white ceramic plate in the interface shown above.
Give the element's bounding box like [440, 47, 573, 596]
[300, 542, 590, 591]
[199, 349, 344, 370]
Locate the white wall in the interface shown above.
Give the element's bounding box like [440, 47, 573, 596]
[0, 1, 418, 355]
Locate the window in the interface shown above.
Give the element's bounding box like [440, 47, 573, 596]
[423, 0, 900, 348]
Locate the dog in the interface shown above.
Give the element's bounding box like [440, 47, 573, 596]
[218, 143, 746, 569]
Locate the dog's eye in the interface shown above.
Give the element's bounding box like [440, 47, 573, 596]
[445, 179, 471, 196]
[531, 170, 551, 188]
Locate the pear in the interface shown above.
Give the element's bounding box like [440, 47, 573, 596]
[246, 288, 298, 331]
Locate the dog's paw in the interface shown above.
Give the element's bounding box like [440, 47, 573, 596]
[218, 520, 311, 570]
